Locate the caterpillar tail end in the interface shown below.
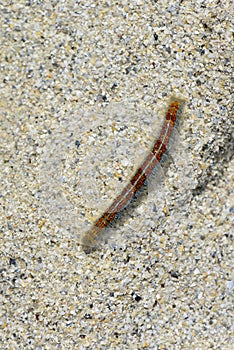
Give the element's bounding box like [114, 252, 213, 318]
[81, 227, 100, 254]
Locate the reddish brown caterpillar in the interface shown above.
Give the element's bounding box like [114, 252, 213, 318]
[81, 98, 186, 250]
